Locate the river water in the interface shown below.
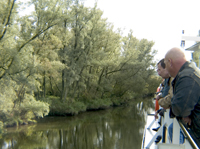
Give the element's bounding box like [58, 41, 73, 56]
[0, 99, 154, 149]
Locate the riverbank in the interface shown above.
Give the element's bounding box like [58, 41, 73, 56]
[0, 96, 132, 131]
[0, 95, 154, 134]
[40, 96, 131, 116]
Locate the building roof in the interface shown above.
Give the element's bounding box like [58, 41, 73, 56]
[185, 42, 200, 51]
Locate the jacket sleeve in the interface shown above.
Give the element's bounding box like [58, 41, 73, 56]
[158, 78, 173, 109]
[171, 77, 200, 117]
[158, 88, 172, 109]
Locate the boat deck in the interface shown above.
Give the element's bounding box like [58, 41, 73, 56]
[142, 113, 158, 149]
[141, 109, 199, 149]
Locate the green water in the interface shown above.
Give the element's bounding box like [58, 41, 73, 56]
[0, 99, 154, 149]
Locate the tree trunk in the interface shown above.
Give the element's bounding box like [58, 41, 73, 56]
[61, 69, 65, 100]
[43, 71, 46, 97]
[49, 76, 54, 95]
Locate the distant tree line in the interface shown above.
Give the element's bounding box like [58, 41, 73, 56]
[0, 0, 161, 129]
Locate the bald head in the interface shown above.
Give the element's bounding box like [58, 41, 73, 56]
[165, 47, 186, 62]
[164, 47, 187, 77]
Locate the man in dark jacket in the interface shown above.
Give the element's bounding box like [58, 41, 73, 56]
[165, 47, 200, 141]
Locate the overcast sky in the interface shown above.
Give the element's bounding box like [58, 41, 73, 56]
[84, 0, 200, 61]
[19, 0, 200, 61]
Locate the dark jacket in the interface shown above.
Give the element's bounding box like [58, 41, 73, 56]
[170, 61, 200, 138]
[161, 78, 170, 97]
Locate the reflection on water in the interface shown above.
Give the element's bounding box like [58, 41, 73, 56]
[0, 99, 154, 149]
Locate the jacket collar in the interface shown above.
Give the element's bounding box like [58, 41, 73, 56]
[178, 61, 189, 73]
[171, 61, 189, 87]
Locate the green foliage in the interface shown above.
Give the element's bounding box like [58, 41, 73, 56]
[1, 95, 49, 127]
[41, 96, 87, 115]
[85, 98, 113, 110]
[50, 101, 86, 115]
[192, 51, 200, 67]
[145, 75, 162, 96]
[0, 0, 159, 129]
[0, 121, 3, 133]
[20, 95, 49, 118]
[40, 96, 116, 115]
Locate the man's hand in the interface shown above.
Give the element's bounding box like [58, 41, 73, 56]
[158, 109, 166, 116]
[156, 94, 161, 100]
[182, 117, 191, 126]
[154, 112, 158, 120]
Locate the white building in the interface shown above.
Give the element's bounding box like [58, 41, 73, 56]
[181, 30, 200, 67]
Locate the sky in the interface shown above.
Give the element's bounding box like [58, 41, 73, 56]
[84, 0, 200, 62]
[19, 0, 200, 62]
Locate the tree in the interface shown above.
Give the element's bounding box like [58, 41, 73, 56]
[110, 31, 157, 99]
[0, 0, 159, 124]
[0, 0, 72, 126]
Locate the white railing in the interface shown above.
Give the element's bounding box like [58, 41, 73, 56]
[144, 109, 199, 149]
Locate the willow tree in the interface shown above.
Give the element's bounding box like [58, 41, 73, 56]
[110, 31, 157, 99]
[56, 3, 157, 102]
[85, 22, 122, 99]
[56, 2, 122, 102]
[58, 4, 102, 100]
[0, 0, 72, 126]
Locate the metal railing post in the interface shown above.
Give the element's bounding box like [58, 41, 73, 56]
[172, 118, 180, 144]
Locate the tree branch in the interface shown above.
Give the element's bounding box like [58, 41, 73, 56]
[18, 24, 56, 52]
[0, 0, 16, 41]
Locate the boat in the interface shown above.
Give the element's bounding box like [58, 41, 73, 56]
[141, 107, 200, 149]
[141, 30, 200, 149]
